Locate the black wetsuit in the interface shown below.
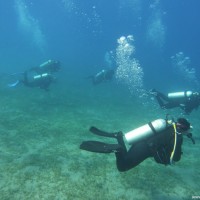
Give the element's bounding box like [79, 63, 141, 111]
[115, 125, 182, 172]
[22, 70, 53, 91]
[154, 91, 200, 114]
[92, 69, 115, 85]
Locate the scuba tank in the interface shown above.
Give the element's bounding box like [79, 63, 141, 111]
[124, 119, 167, 145]
[33, 73, 49, 80]
[39, 60, 53, 68]
[167, 91, 193, 99]
[39, 60, 60, 73]
[93, 70, 106, 84]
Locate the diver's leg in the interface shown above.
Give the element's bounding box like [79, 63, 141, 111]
[151, 90, 175, 109]
[115, 141, 152, 172]
[25, 71, 29, 82]
[154, 91, 169, 108]
[22, 71, 29, 86]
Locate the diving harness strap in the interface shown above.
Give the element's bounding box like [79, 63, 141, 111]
[168, 118, 195, 164]
[170, 121, 177, 165]
[165, 115, 178, 165]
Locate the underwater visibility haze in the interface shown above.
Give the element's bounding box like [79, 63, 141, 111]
[0, 0, 200, 199]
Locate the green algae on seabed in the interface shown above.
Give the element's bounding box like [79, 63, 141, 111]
[0, 83, 199, 200]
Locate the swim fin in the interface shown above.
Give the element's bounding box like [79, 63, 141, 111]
[89, 126, 120, 138]
[8, 80, 20, 87]
[80, 141, 121, 153]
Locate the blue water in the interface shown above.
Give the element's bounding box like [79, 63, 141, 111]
[1, 1, 199, 76]
[0, 1, 200, 199]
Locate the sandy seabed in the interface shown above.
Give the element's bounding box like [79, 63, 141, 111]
[0, 76, 199, 200]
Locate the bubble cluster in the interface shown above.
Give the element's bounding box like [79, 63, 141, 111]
[104, 51, 114, 69]
[62, 0, 77, 13]
[146, 14, 165, 49]
[146, 0, 166, 50]
[115, 35, 145, 97]
[119, 0, 142, 17]
[15, 0, 46, 53]
[171, 52, 199, 88]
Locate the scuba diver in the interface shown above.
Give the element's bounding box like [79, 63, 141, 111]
[21, 70, 55, 91]
[80, 116, 194, 172]
[150, 89, 200, 115]
[87, 69, 115, 85]
[8, 60, 60, 91]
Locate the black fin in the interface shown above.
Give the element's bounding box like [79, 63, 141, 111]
[80, 141, 121, 153]
[89, 127, 118, 138]
[187, 133, 195, 144]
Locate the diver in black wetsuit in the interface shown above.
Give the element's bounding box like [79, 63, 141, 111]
[8, 60, 60, 91]
[80, 117, 194, 172]
[150, 89, 200, 115]
[87, 69, 115, 85]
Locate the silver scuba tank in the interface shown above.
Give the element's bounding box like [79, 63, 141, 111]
[124, 119, 167, 145]
[39, 60, 52, 68]
[33, 73, 49, 80]
[167, 91, 193, 99]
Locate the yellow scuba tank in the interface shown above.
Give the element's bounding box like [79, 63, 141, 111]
[124, 119, 167, 145]
[167, 91, 193, 99]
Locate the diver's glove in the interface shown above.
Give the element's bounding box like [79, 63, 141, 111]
[186, 133, 195, 144]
